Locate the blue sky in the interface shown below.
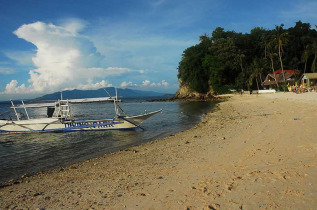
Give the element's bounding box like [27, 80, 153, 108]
[0, 0, 316, 100]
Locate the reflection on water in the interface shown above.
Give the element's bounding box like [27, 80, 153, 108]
[0, 100, 216, 184]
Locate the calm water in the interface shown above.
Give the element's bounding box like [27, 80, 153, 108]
[0, 100, 216, 184]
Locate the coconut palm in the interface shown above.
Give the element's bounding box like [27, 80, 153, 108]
[235, 50, 245, 73]
[248, 58, 264, 91]
[302, 44, 311, 74]
[267, 40, 279, 87]
[274, 24, 288, 82]
[261, 32, 269, 59]
[312, 41, 317, 73]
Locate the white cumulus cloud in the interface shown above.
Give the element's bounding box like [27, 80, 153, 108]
[2, 21, 135, 95]
[76, 80, 113, 90]
[161, 80, 169, 88]
[4, 80, 28, 94]
[120, 81, 137, 88]
[119, 79, 169, 89]
[142, 80, 151, 86]
[151, 80, 169, 88]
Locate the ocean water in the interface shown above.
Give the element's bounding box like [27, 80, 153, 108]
[0, 99, 216, 184]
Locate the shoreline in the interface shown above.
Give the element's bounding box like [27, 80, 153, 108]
[146, 96, 225, 102]
[0, 93, 316, 209]
[0, 99, 219, 187]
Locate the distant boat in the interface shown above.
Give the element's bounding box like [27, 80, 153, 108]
[0, 89, 161, 134]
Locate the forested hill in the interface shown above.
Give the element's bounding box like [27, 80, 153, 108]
[177, 21, 317, 95]
[36, 88, 167, 100]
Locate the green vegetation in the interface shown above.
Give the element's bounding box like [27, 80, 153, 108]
[178, 21, 317, 94]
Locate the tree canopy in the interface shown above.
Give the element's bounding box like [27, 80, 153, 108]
[177, 21, 317, 94]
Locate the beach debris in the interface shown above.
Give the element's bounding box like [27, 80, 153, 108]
[293, 118, 300, 120]
[237, 121, 242, 124]
[258, 113, 270, 117]
[205, 203, 220, 210]
[33, 192, 43, 197]
[222, 137, 226, 140]
[157, 176, 163, 179]
[227, 183, 234, 191]
[21, 173, 28, 178]
[6, 204, 18, 210]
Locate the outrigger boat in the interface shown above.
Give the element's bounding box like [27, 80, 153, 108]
[0, 89, 162, 134]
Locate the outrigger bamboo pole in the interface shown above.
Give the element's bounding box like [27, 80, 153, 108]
[10, 100, 19, 121]
[21, 100, 30, 120]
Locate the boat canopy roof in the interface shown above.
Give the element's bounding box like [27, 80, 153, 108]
[12, 102, 57, 109]
[66, 97, 112, 103]
[11, 97, 115, 109]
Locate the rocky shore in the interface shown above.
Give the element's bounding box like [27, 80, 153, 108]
[0, 93, 316, 209]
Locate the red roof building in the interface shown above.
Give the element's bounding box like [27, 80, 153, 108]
[273, 70, 298, 74]
[262, 71, 297, 86]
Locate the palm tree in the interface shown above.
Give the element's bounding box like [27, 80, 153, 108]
[311, 25, 317, 73]
[248, 59, 263, 91]
[302, 44, 311, 74]
[267, 40, 279, 87]
[312, 41, 317, 73]
[235, 50, 245, 73]
[261, 33, 269, 59]
[274, 24, 288, 82]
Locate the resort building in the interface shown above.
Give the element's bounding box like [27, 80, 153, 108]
[300, 73, 317, 88]
[262, 70, 297, 88]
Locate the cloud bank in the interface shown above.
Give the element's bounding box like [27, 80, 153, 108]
[120, 80, 169, 88]
[2, 21, 134, 95]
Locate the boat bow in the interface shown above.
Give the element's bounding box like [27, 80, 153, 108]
[123, 109, 162, 126]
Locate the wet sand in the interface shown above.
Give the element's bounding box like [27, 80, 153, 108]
[0, 93, 316, 209]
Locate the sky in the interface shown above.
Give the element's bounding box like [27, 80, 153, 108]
[0, 0, 316, 100]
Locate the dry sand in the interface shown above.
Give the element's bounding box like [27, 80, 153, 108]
[0, 93, 316, 209]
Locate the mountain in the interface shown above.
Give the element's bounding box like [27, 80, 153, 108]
[36, 88, 168, 101]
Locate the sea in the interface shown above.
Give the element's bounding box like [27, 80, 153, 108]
[0, 99, 216, 184]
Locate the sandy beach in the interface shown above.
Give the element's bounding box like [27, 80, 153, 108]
[0, 93, 316, 209]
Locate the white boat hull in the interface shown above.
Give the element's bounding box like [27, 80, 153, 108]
[0, 110, 161, 134]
